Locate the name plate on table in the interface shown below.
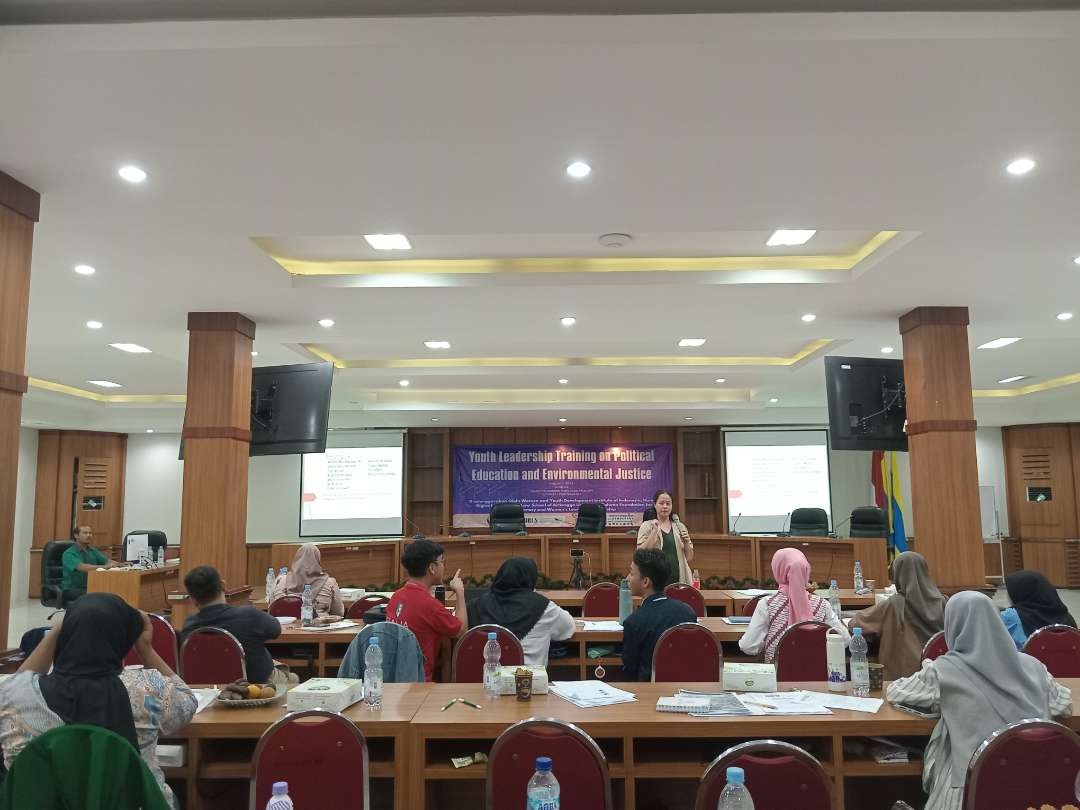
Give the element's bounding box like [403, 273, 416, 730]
[722, 662, 777, 693]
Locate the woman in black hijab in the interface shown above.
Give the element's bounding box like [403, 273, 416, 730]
[469, 557, 576, 665]
[1002, 569, 1077, 649]
[39, 593, 144, 749]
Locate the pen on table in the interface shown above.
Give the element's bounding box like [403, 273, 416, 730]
[460, 699, 483, 709]
[746, 700, 778, 710]
[440, 699, 459, 711]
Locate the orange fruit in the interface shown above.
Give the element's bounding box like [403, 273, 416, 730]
[259, 686, 276, 699]
[247, 684, 262, 699]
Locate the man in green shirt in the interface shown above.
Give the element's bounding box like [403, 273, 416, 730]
[61, 525, 119, 602]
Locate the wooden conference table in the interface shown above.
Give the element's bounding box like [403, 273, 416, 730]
[167, 679, 1080, 810]
[87, 560, 180, 612]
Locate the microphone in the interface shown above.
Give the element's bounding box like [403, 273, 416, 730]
[730, 513, 742, 535]
[778, 511, 791, 536]
[830, 515, 853, 537]
[402, 515, 426, 540]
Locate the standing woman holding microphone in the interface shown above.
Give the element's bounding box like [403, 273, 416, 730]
[637, 489, 694, 585]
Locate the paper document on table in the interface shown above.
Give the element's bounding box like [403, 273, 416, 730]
[550, 681, 636, 708]
[192, 689, 219, 714]
[798, 690, 883, 713]
[735, 589, 776, 597]
[300, 620, 358, 632]
[579, 621, 624, 632]
[737, 692, 833, 715]
[677, 690, 754, 716]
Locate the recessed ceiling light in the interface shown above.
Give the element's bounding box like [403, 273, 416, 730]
[558, 378, 569, 385]
[424, 340, 451, 350]
[108, 343, 151, 354]
[566, 161, 591, 179]
[683, 416, 694, 421]
[74, 264, 96, 276]
[430, 417, 440, 422]
[145, 429, 155, 433]
[880, 346, 895, 354]
[1005, 157, 1036, 176]
[117, 165, 147, 184]
[678, 338, 706, 348]
[398, 380, 410, 387]
[997, 375, 1029, 384]
[88, 379, 122, 388]
[558, 417, 568, 423]
[251, 351, 259, 357]
[1074, 256, 1080, 266]
[800, 313, 816, 323]
[560, 316, 576, 327]
[85, 320, 103, 330]
[714, 378, 726, 384]
[317, 318, 335, 328]
[768, 397, 779, 403]
[364, 233, 411, 250]
[977, 337, 1022, 349]
[766, 229, 816, 247]
[1057, 312, 1074, 321]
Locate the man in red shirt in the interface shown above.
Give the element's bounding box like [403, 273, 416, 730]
[387, 539, 468, 681]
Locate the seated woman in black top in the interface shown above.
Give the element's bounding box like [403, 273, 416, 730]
[621, 548, 696, 680]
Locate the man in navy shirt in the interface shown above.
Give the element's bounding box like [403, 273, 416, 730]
[621, 547, 697, 681]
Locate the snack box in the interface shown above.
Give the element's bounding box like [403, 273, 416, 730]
[722, 662, 777, 693]
[286, 678, 364, 712]
[495, 665, 549, 695]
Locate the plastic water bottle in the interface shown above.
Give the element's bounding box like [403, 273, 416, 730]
[618, 578, 633, 624]
[717, 766, 754, 809]
[265, 567, 275, 601]
[279, 566, 288, 581]
[364, 637, 383, 710]
[156, 546, 164, 567]
[850, 627, 870, 697]
[266, 781, 293, 810]
[301, 584, 314, 626]
[854, 560, 864, 592]
[828, 579, 842, 617]
[526, 756, 560, 810]
[483, 632, 502, 699]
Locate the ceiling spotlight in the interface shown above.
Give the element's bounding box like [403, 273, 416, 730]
[145, 429, 155, 433]
[766, 229, 816, 247]
[87, 380, 122, 388]
[430, 417, 440, 422]
[768, 397, 779, 403]
[800, 313, 817, 323]
[977, 337, 1022, 349]
[364, 233, 411, 250]
[683, 416, 694, 421]
[85, 320, 103, 330]
[997, 375, 1029, 384]
[714, 378, 726, 384]
[399, 380, 410, 387]
[1057, 312, 1074, 321]
[678, 338, 706, 348]
[880, 346, 895, 354]
[560, 316, 576, 327]
[1005, 157, 1036, 176]
[424, 340, 451, 349]
[558, 378, 569, 385]
[251, 351, 259, 357]
[558, 417, 568, 423]
[566, 161, 591, 179]
[1074, 256, 1080, 266]
[108, 343, 151, 354]
[74, 264, 96, 276]
[317, 318, 335, 328]
[117, 165, 147, 184]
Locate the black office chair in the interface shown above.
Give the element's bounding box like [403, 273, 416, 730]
[489, 503, 527, 535]
[642, 506, 658, 522]
[122, 529, 168, 562]
[789, 507, 830, 537]
[40, 540, 75, 609]
[574, 503, 607, 534]
[848, 506, 888, 538]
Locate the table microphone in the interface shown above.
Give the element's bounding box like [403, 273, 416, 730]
[730, 513, 742, 535]
[778, 511, 791, 536]
[402, 515, 426, 540]
[830, 515, 853, 537]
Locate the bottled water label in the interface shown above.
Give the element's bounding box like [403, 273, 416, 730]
[267, 798, 293, 810]
[526, 796, 559, 810]
[851, 661, 869, 684]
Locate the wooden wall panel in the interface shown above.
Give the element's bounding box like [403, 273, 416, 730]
[983, 543, 1003, 578]
[31, 431, 59, 548]
[1003, 424, 1078, 539]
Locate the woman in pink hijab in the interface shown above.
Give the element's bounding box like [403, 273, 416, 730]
[269, 543, 345, 618]
[738, 547, 849, 662]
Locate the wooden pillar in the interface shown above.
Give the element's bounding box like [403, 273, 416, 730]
[899, 306, 984, 587]
[179, 313, 255, 589]
[0, 172, 40, 646]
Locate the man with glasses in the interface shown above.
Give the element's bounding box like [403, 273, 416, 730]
[388, 539, 468, 681]
[61, 525, 120, 603]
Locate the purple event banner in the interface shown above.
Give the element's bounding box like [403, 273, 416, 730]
[452, 443, 673, 528]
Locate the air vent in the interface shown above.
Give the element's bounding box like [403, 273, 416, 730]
[1020, 451, 1051, 481]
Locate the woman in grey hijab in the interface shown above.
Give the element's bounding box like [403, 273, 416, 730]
[886, 591, 1071, 810]
[851, 551, 945, 679]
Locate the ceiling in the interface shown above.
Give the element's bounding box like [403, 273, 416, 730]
[2, 11, 1079, 434]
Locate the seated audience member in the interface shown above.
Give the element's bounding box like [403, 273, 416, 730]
[621, 548, 697, 681]
[387, 540, 468, 682]
[469, 557, 576, 666]
[739, 547, 848, 661]
[181, 565, 281, 683]
[60, 525, 119, 602]
[1001, 569, 1077, 650]
[268, 543, 344, 617]
[850, 551, 945, 679]
[0, 594, 197, 809]
[887, 591, 1071, 810]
